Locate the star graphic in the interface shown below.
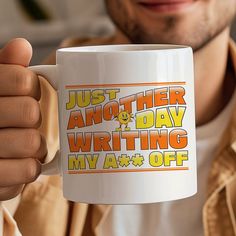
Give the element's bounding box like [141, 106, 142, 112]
[118, 154, 131, 167]
[131, 154, 144, 167]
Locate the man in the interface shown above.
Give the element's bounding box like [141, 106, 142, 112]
[0, 0, 236, 235]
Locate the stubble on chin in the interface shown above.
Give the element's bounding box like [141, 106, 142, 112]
[106, 0, 236, 51]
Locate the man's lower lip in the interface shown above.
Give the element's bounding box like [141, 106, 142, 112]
[138, 2, 194, 13]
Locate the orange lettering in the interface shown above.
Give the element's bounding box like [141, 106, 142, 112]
[67, 110, 85, 129]
[150, 130, 168, 149]
[169, 87, 186, 105]
[112, 132, 121, 151]
[94, 132, 112, 151]
[67, 132, 91, 152]
[169, 129, 188, 149]
[154, 87, 168, 107]
[103, 101, 119, 121]
[140, 131, 149, 150]
[119, 95, 136, 113]
[121, 131, 139, 150]
[137, 90, 153, 111]
[85, 105, 102, 126]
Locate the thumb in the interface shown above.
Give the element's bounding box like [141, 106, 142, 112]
[0, 38, 33, 67]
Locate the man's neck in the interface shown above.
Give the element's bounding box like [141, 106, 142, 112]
[194, 28, 235, 126]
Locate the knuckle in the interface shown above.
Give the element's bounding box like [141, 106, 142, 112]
[0, 186, 23, 201]
[35, 135, 48, 162]
[9, 186, 23, 199]
[25, 129, 41, 154]
[4, 131, 13, 146]
[41, 136, 48, 157]
[24, 159, 40, 182]
[15, 69, 36, 95]
[22, 97, 40, 126]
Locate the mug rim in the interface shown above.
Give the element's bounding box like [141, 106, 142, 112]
[57, 44, 191, 53]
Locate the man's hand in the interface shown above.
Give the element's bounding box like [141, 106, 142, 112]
[0, 38, 47, 201]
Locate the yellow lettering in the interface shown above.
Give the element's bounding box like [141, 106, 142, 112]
[103, 153, 118, 169]
[169, 106, 186, 127]
[176, 151, 188, 166]
[66, 91, 76, 110]
[86, 154, 99, 169]
[91, 90, 105, 105]
[105, 89, 120, 100]
[77, 90, 90, 107]
[136, 110, 154, 129]
[163, 151, 176, 166]
[155, 108, 173, 128]
[68, 154, 86, 170]
[149, 151, 163, 167]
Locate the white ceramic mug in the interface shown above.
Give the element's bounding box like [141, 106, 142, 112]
[31, 44, 197, 204]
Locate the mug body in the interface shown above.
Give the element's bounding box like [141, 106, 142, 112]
[56, 45, 196, 204]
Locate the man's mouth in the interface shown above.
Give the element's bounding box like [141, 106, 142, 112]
[136, 0, 195, 13]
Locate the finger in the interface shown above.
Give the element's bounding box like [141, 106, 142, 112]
[0, 64, 41, 100]
[0, 96, 41, 128]
[0, 185, 24, 201]
[0, 38, 32, 66]
[0, 158, 41, 187]
[0, 129, 47, 160]
[35, 134, 48, 163]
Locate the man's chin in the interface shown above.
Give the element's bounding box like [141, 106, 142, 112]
[123, 23, 213, 52]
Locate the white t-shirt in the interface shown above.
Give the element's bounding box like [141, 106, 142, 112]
[99, 91, 236, 236]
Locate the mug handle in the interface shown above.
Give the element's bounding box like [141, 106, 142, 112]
[29, 65, 60, 175]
